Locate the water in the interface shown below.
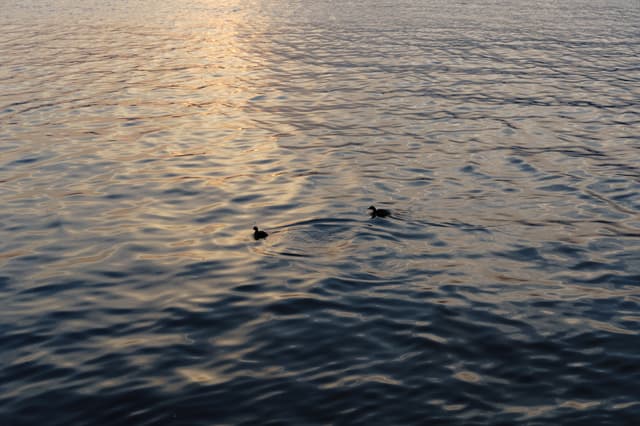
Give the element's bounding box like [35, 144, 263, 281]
[1, 0, 639, 424]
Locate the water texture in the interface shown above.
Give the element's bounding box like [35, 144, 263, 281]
[1, 0, 639, 424]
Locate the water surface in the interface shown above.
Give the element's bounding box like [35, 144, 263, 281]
[1, 0, 639, 424]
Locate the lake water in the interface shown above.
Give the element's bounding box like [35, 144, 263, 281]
[1, 0, 639, 424]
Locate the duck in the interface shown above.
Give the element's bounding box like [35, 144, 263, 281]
[368, 205, 391, 218]
[253, 226, 268, 240]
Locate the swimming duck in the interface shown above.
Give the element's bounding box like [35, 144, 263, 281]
[368, 205, 391, 218]
[253, 226, 268, 240]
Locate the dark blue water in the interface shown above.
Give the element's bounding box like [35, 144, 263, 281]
[1, 0, 639, 424]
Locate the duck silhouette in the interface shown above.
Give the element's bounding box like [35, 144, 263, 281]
[368, 205, 391, 218]
[253, 226, 268, 240]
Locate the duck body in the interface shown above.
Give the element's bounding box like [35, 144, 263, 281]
[253, 226, 268, 240]
[368, 205, 390, 218]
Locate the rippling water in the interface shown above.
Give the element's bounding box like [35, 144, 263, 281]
[1, 0, 639, 424]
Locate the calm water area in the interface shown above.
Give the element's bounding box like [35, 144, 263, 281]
[1, 0, 639, 424]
